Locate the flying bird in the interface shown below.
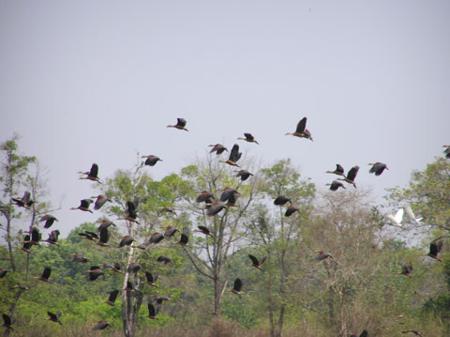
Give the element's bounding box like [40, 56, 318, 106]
[88, 266, 104, 281]
[98, 226, 110, 246]
[79, 163, 101, 183]
[119, 235, 134, 248]
[248, 255, 266, 270]
[145, 272, 158, 286]
[106, 290, 119, 306]
[326, 180, 345, 191]
[148, 303, 158, 319]
[387, 208, 404, 227]
[209, 144, 228, 155]
[206, 201, 227, 216]
[39, 214, 58, 228]
[45, 230, 60, 245]
[12, 191, 33, 208]
[443, 145, 450, 159]
[149, 232, 164, 244]
[124, 201, 138, 222]
[222, 144, 242, 167]
[338, 165, 359, 188]
[285, 117, 313, 141]
[220, 188, 240, 206]
[231, 278, 243, 295]
[142, 155, 162, 167]
[326, 164, 345, 176]
[236, 170, 253, 181]
[29, 227, 42, 245]
[78, 231, 99, 241]
[196, 191, 215, 203]
[71, 199, 93, 213]
[92, 195, 111, 210]
[47, 311, 62, 325]
[274, 196, 291, 206]
[178, 233, 189, 245]
[238, 133, 259, 144]
[39, 267, 51, 282]
[157, 256, 172, 265]
[93, 320, 110, 330]
[315, 251, 334, 262]
[285, 205, 299, 217]
[164, 226, 178, 238]
[167, 118, 188, 131]
[196, 225, 212, 236]
[127, 263, 141, 274]
[369, 162, 389, 176]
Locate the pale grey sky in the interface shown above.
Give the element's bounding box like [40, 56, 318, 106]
[1, 1, 449, 235]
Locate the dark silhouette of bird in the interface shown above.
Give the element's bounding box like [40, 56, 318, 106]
[236, 170, 253, 181]
[106, 289, 119, 306]
[91, 195, 111, 210]
[248, 255, 266, 270]
[274, 196, 291, 206]
[124, 201, 138, 222]
[145, 272, 158, 286]
[428, 240, 443, 261]
[285, 205, 299, 217]
[22, 234, 32, 253]
[30, 226, 42, 244]
[164, 226, 178, 238]
[119, 235, 134, 248]
[179, 233, 189, 245]
[45, 230, 60, 245]
[96, 218, 116, 231]
[93, 320, 110, 330]
[142, 155, 162, 167]
[127, 263, 141, 274]
[47, 311, 62, 325]
[88, 266, 104, 281]
[196, 191, 215, 203]
[97, 226, 110, 246]
[78, 231, 99, 241]
[196, 225, 211, 236]
[12, 191, 33, 208]
[71, 199, 93, 213]
[72, 253, 89, 263]
[220, 188, 240, 206]
[39, 267, 51, 282]
[326, 164, 345, 176]
[238, 133, 259, 144]
[167, 118, 188, 131]
[157, 256, 172, 265]
[2, 313, 12, 330]
[39, 214, 58, 228]
[443, 145, 450, 159]
[401, 330, 423, 337]
[285, 117, 313, 141]
[155, 296, 170, 304]
[209, 144, 228, 155]
[315, 251, 334, 261]
[231, 278, 243, 295]
[222, 144, 242, 167]
[79, 163, 101, 183]
[400, 263, 413, 276]
[338, 166, 360, 188]
[149, 232, 164, 244]
[369, 162, 388, 176]
[206, 201, 227, 216]
[350, 330, 368, 337]
[148, 303, 158, 319]
[0, 269, 7, 278]
[327, 180, 345, 191]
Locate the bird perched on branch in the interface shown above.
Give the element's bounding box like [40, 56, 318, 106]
[231, 278, 243, 295]
[167, 118, 188, 131]
[369, 162, 389, 176]
[428, 240, 443, 261]
[209, 144, 228, 155]
[79, 163, 101, 183]
[285, 117, 313, 141]
[38, 267, 51, 282]
[238, 133, 259, 144]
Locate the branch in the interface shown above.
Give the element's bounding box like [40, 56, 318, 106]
[182, 246, 214, 280]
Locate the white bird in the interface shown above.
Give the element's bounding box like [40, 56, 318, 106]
[404, 204, 422, 225]
[387, 208, 404, 227]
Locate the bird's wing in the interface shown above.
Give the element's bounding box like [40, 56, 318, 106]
[429, 243, 438, 256]
[229, 144, 240, 162]
[295, 117, 307, 133]
[346, 166, 359, 181]
[109, 290, 119, 302]
[248, 254, 259, 266]
[90, 163, 99, 177]
[99, 227, 109, 244]
[177, 118, 186, 127]
[233, 278, 242, 291]
[80, 199, 91, 209]
[42, 267, 51, 279]
[244, 133, 253, 140]
[148, 303, 156, 317]
[336, 164, 344, 174]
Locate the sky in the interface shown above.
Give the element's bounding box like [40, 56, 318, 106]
[1, 0, 449, 236]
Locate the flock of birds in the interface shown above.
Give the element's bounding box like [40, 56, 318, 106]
[1, 117, 449, 336]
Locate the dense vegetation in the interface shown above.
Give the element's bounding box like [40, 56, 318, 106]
[0, 136, 448, 337]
